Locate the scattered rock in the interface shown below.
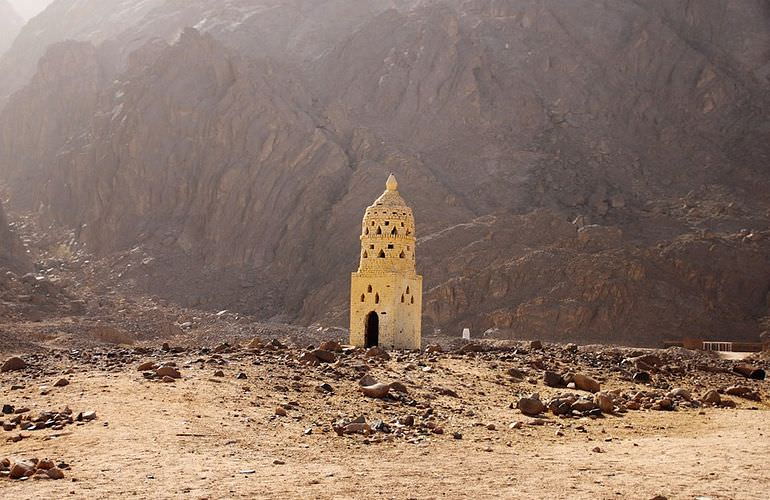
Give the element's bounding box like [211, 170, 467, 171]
[53, 378, 69, 387]
[667, 388, 691, 401]
[701, 390, 721, 405]
[543, 371, 564, 387]
[156, 366, 181, 379]
[517, 395, 546, 416]
[358, 374, 378, 387]
[388, 381, 408, 394]
[457, 342, 484, 354]
[9, 462, 34, 479]
[364, 347, 391, 360]
[136, 361, 157, 371]
[572, 373, 601, 393]
[46, 467, 64, 480]
[247, 337, 264, 349]
[732, 364, 765, 380]
[1, 357, 26, 372]
[319, 340, 342, 352]
[595, 393, 614, 413]
[724, 386, 761, 401]
[311, 349, 336, 363]
[361, 383, 391, 399]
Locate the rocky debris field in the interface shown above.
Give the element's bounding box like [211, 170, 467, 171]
[0, 456, 69, 481]
[1, 336, 768, 498]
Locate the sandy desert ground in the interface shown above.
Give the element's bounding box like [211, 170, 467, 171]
[1, 336, 768, 500]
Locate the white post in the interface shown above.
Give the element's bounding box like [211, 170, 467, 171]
[462, 328, 471, 340]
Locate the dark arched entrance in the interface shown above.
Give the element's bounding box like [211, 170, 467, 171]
[365, 311, 379, 347]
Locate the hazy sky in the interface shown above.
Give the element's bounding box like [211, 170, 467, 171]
[8, 0, 54, 20]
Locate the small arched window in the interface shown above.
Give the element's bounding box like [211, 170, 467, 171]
[375, 293, 380, 304]
[411, 296, 414, 304]
[406, 286, 410, 294]
[401, 222, 405, 227]
[401, 294, 405, 303]
[378, 250, 386, 258]
[367, 285, 372, 293]
[364, 227, 369, 235]
[363, 250, 368, 258]
[391, 227, 397, 236]
[376, 226, 382, 235]
[360, 294, 365, 302]
[384, 221, 390, 226]
[371, 221, 375, 226]
[399, 251, 405, 259]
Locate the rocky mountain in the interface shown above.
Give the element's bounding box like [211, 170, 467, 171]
[0, 202, 27, 272]
[0, 0, 769, 346]
[0, 0, 23, 57]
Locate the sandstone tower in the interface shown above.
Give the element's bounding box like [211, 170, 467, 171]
[350, 174, 422, 350]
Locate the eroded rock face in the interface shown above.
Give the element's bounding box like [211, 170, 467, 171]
[0, 1, 769, 346]
[0, 203, 28, 272]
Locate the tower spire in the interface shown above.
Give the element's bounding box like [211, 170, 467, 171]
[386, 173, 398, 191]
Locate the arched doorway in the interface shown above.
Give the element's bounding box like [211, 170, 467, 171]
[365, 311, 379, 347]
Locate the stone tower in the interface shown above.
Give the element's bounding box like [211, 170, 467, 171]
[350, 174, 422, 350]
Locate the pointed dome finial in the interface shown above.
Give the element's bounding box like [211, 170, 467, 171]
[386, 173, 398, 191]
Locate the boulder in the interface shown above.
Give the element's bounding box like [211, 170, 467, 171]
[667, 388, 692, 401]
[543, 371, 564, 387]
[358, 374, 378, 386]
[9, 462, 34, 479]
[156, 366, 181, 379]
[1, 356, 26, 372]
[573, 373, 601, 393]
[319, 340, 342, 352]
[517, 395, 546, 416]
[701, 390, 721, 405]
[725, 386, 761, 401]
[365, 346, 391, 360]
[732, 364, 765, 380]
[46, 467, 65, 480]
[457, 342, 484, 354]
[311, 349, 336, 363]
[388, 381, 409, 394]
[594, 393, 614, 413]
[361, 383, 391, 399]
[571, 398, 597, 412]
[297, 351, 320, 365]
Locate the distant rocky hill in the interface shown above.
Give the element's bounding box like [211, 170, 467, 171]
[0, 0, 23, 56]
[0, 0, 768, 346]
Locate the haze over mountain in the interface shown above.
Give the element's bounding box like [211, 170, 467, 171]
[7, 0, 53, 20]
[0, 0, 23, 56]
[0, 0, 768, 346]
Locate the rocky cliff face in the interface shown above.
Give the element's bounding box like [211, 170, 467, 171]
[0, 202, 28, 272]
[0, 0, 769, 346]
[0, 0, 23, 57]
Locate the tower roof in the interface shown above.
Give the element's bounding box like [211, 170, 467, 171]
[372, 173, 408, 208]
